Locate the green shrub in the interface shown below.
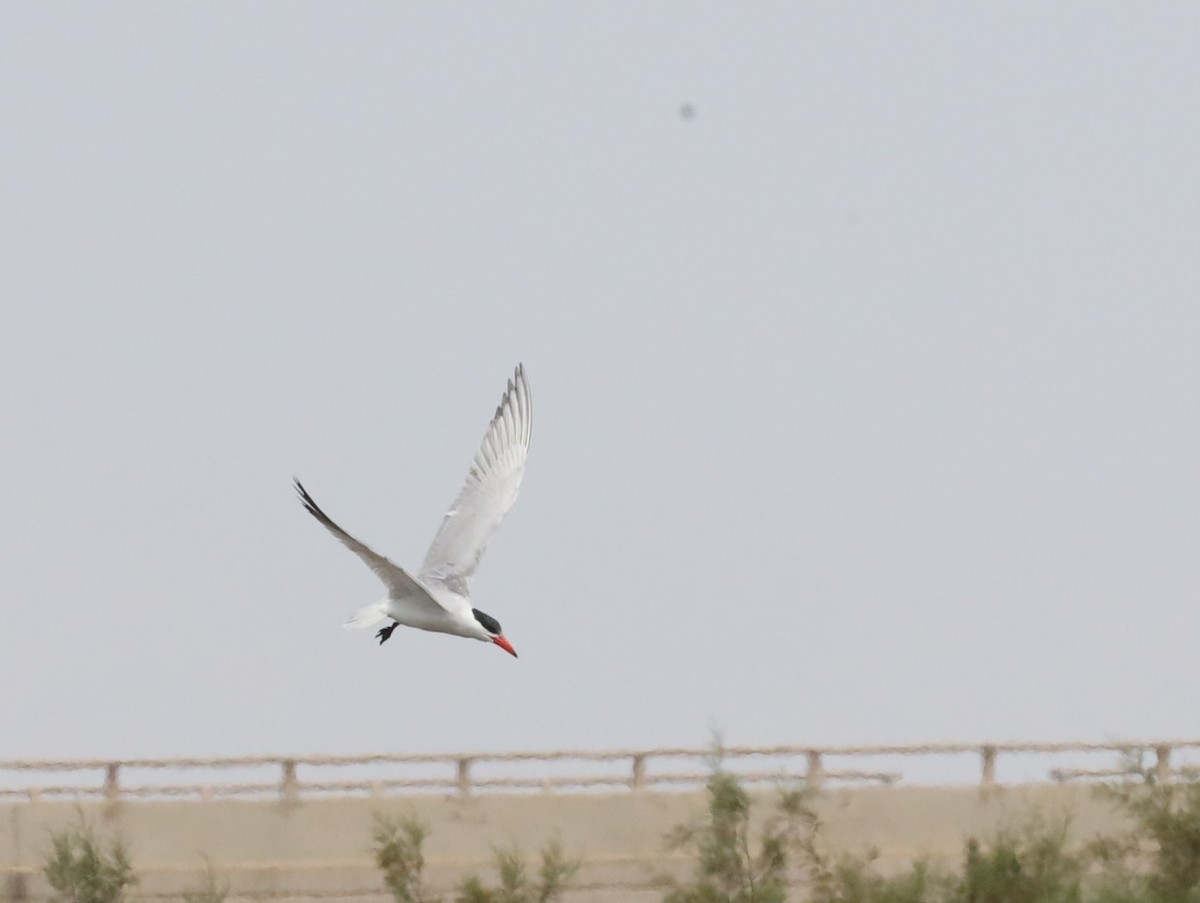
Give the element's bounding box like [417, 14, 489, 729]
[43, 817, 137, 903]
[812, 855, 954, 903]
[662, 771, 818, 903]
[457, 841, 579, 903]
[956, 821, 1083, 903]
[663, 770, 1098, 903]
[372, 810, 579, 903]
[373, 812, 442, 903]
[1091, 760, 1200, 903]
[181, 860, 229, 903]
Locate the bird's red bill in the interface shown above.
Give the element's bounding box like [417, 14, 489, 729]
[493, 635, 518, 658]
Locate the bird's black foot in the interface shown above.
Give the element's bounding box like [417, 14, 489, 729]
[376, 622, 399, 645]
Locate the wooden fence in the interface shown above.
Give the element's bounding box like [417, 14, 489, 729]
[1, 739, 1196, 804]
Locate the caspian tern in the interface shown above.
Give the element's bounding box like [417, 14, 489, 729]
[294, 364, 531, 658]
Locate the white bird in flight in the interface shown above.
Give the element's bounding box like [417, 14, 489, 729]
[294, 364, 531, 658]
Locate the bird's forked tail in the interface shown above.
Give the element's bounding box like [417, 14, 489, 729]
[343, 600, 390, 630]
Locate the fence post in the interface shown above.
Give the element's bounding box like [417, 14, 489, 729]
[101, 763, 121, 815]
[631, 754, 647, 791]
[457, 758, 473, 797]
[806, 750, 825, 791]
[981, 746, 996, 791]
[1155, 745, 1172, 784]
[281, 759, 299, 803]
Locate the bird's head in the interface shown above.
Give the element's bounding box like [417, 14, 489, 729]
[472, 608, 517, 658]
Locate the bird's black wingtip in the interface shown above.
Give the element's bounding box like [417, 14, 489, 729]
[292, 477, 321, 518]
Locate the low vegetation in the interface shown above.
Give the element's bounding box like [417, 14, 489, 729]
[372, 810, 579, 903]
[180, 859, 230, 903]
[373, 813, 440, 903]
[456, 841, 580, 903]
[661, 771, 811, 903]
[662, 760, 1200, 903]
[42, 817, 228, 903]
[1088, 757, 1200, 903]
[44, 817, 136, 903]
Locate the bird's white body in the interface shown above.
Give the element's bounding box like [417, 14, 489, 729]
[346, 588, 484, 640]
[296, 364, 531, 656]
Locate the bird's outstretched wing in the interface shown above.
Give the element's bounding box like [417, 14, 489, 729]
[418, 364, 532, 597]
[294, 478, 443, 610]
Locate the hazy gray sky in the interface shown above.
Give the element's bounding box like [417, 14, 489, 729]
[2, 4, 1198, 773]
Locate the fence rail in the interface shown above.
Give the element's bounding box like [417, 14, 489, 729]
[1, 740, 1195, 804]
